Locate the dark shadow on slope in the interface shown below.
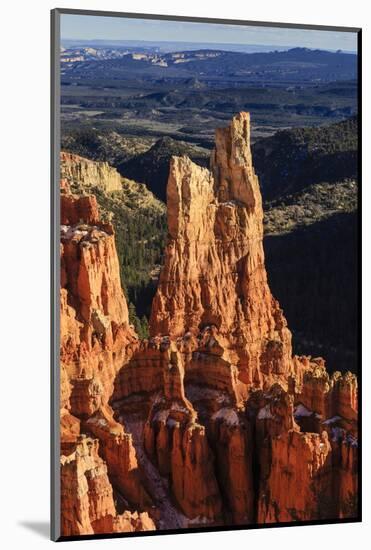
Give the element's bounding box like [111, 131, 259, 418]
[118, 137, 209, 202]
[264, 211, 358, 373]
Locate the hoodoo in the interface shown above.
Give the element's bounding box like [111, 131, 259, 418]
[60, 186, 151, 535]
[150, 112, 292, 389]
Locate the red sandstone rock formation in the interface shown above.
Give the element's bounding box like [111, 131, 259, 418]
[60, 436, 155, 536]
[150, 112, 292, 389]
[85, 406, 151, 508]
[253, 381, 358, 523]
[59, 114, 358, 536]
[141, 343, 223, 522]
[60, 190, 153, 536]
[61, 194, 100, 225]
[60, 362, 81, 455]
[60, 191, 136, 402]
[111, 340, 165, 416]
[209, 409, 253, 524]
[258, 429, 332, 522]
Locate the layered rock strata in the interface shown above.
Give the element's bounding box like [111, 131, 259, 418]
[61, 152, 122, 193]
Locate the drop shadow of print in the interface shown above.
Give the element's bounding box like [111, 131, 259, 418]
[18, 521, 49, 539]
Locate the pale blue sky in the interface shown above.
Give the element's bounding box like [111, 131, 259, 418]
[61, 14, 358, 52]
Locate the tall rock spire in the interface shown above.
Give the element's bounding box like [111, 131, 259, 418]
[212, 111, 258, 208]
[150, 112, 292, 386]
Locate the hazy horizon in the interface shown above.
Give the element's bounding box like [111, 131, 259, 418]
[61, 14, 358, 53]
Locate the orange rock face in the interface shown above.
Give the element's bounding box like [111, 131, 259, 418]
[59, 113, 358, 537]
[60, 189, 137, 401]
[60, 436, 155, 536]
[85, 406, 151, 508]
[60, 189, 153, 536]
[61, 194, 100, 226]
[150, 112, 292, 389]
[209, 409, 253, 524]
[141, 344, 223, 522]
[258, 429, 333, 523]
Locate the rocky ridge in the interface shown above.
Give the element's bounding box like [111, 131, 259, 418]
[61, 152, 122, 193]
[60, 151, 167, 337]
[59, 112, 358, 537]
[60, 152, 165, 214]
